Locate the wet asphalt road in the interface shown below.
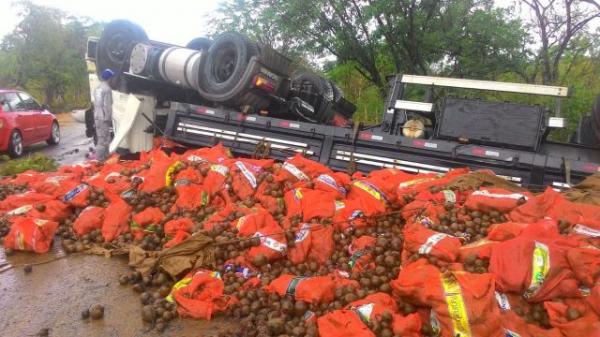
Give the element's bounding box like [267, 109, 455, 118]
[26, 113, 93, 166]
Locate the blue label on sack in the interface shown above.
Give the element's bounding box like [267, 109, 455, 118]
[63, 184, 88, 202]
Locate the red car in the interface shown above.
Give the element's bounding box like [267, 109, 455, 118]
[0, 89, 60, 158]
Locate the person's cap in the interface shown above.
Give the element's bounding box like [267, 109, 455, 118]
[100, 69, 115, 81]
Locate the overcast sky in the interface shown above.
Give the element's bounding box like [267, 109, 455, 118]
[0, 0, 221, 46]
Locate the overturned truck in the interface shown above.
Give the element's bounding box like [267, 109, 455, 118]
[87, 20, 600, 189]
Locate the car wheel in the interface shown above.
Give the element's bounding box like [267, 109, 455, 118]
[47, 121, 60, 145]
[8, 130, 23, 158]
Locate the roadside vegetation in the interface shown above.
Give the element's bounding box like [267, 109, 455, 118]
[0, 153, 56, 176]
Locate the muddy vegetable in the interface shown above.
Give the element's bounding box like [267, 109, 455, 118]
[89, 304, 105, 320]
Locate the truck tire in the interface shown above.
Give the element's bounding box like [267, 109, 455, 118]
[200, 33, 259, 97]
[96, 20, 148, 76]
[290, 73, 335, 123]
[186, 37, 212, 51]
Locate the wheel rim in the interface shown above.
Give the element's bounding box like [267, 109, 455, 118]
[212, 43, 238, 83]
[12, 133, 22, 155]
[52, 123, 60, 143]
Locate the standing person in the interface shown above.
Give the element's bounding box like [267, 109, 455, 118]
[93, 69, 115, 161]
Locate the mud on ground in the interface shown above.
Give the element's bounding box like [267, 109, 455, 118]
[0, 243, 235, 337]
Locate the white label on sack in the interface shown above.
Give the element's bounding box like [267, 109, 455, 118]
[430, 311, 441, 335]
[317, 174, 339, 191]
[235, 161, 258, 188]
[419, 232, 450, 255]
[210, 164, 229, 176]
[505, 329, 522, 337]
[442, 190, 456, 203]
[471, 190, 528, 201]
[334, 200, 346, 211]
[495, 291, 511, 311]
[354, 303, 374, 322]
[573, 224, 600, 238]
[33, 218, 49, 226]
[255, 232, 286, 253]
[186, 155, 207, 163]
[45, 175, 67, 186]
[104, 172, 121, 181]
[6, 204, 33, 216]
[282, 162, 309, 181]
[295, 223, 311, 243]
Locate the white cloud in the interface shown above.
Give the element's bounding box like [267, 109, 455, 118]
[0, 0, 221, 46]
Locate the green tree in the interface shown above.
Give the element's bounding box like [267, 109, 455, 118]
[210, 0, 529, 94]
[0, 1, 99, 110]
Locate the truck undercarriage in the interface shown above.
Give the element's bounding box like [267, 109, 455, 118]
[89, 20, 600, 189]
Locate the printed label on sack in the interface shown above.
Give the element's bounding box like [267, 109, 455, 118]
[104, 172, 121, 181]
[430, 311, 441, 336]
[210, 164, 229, 177]
[441, 273, 472, 337]
[524, 241, 550, 299]
[353, 180, 386, 202]
[349, 210, 364, 221]
[224, 264, 253, 279]
[7, 204, 33, 216]
[399, 177, 435, 189]
[316, 174, 346, 194]
[504, 329, 522, 337]
[419, 233, 450, 255]
[303, 310, 317, 323]
[471, 190, 528, 201]
[282, 162, 309, 181]
[285, 277, 307, 297]
[442, 190, 456, 203]
[120, 188, 136, 200]
[186, 155, 207, 163]
[334, 200, 345, 211]
[293, 188, 303, 202]
[353, 303, 374, 323]
[295, 223, 311, 243]
[165, 161, 183, 186]
[174, 178, 190, 187]
[45, 175, 67, 186]
[235, 161, 258, 188]
[572, 224, 600, 238]
[348, 250, 368, 268]
[495, 291, 511, 311]
[63, 184, 88, 202]
[254, 232, 286, 253]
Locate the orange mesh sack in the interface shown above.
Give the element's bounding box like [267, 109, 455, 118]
[489, 236, 580, 302]
[101, 199, 132, 242]
[171, 270, 238, 320]
[3, 216, 59, 253]
[131, 206, 165, 240]
[464, 188, 531, 213]
[73, 206, 105, 236]
[391, 259, 503, 337]
[265, 274, 336, 304]
[403, 221, 462, 262]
